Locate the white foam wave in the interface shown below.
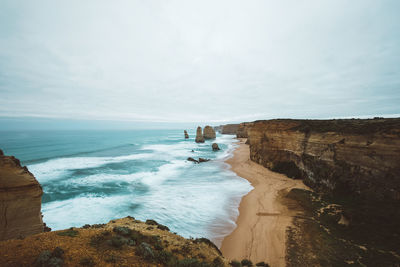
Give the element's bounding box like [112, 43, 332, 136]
[62, 160, 189, 187]
[28, 153, 154, 182]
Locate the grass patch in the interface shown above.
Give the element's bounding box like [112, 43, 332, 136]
[56, 228, 79, 237]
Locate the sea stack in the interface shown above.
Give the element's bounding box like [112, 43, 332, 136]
[184, 130, 189, 139]
[195, 127, 205, 143]
[212, 143, 220, 151]
[203, 125, 216, 139]
[0, 151, 44, 240]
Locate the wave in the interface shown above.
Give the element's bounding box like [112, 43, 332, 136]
[23, 143, 138, 165]
[28, 153, 154, 183]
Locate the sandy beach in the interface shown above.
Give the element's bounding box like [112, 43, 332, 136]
[221, 139, 308, 267]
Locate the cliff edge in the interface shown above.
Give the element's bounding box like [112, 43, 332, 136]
[246, 118, 400, 201]
[0, 149, 44, 241]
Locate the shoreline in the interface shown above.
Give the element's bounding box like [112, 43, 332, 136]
[220, 138, 308, 267]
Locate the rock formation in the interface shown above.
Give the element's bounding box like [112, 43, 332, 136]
[187, 157, 210, 163]
[187, 157, 199, 163]
[184, 130, 189, 139]
[203, 126, 216, 139]
[0, 217, 227, 266]
[0, 151, 44, 241]
[246, 118, 400, 200]
[212, 143, 220, 151]
[195, 126, 205, 143]
[236, 122, 253, 138]
[221, 124, 240, 134]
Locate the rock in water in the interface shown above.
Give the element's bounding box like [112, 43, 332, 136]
[187, 157, 199, 163]
[0, 152, 44, 241]
[212, 143, 220, 151]
[198, 158, 210, 163]
[184, 130, 189, 139]
[195, 127, 205, 143]
[203, 126, 216, 139]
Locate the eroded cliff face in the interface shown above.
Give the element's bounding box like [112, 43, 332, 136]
[247, 119, 400, 200]
[0, 150, 44, 240]
[236, 122, 253, 138]
[220, 124, 239, 134]
[203, 125, 216, 139]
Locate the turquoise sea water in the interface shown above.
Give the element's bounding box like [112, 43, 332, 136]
[0, 129, 252, 246]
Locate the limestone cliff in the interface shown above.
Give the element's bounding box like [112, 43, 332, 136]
[236, 122, 253, 138]
[220, 124, 239, 134]
[0, 150, 44, 240]
[246, 118, 400, 200]
[195, 126, 205, 143]
[203, 126, 216, 139]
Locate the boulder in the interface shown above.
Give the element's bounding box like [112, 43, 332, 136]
[195, 127, 205, 143]
[203, 126, 216, 139]
[212, 143, 220, 151]
[0, 152, 44, 240]
[184, 130, 189, 139]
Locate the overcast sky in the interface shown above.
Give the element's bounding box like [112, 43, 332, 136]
[0, 0, 399, 127]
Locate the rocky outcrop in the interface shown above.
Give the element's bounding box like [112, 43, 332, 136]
[203, 126, 216, 139]
[236, 122, 253, 138]
[214, 126, 223, 133]
[246, 118, 400, 200]
[0, 217, 228, 266]
[212, 143, 220, 151]
[195, 126, 205, 143]
[0, 151, 44, 240]
[187, 157, 210, 163]
[184, 130, 189, 139]
[221, 124, 239, 134]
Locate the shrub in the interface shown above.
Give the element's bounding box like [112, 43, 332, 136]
[212, 257, 224, 267]
[145, 219, 158, 225]
[175, 258, 211, 267]
[241, 259, 253, 266]
[136, 242, 155, 261]
[107, 236, 129, 248]
[34, 248, 64, 267]
[113, 226, 132, 236]
[229, 260, 242, 267]
[155, 250, 175, 265]
[57, 229, 78, 237]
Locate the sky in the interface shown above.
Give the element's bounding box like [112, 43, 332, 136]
[0, 0, 399, 129]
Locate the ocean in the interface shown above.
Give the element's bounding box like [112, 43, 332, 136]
[0, 129, 252, 246]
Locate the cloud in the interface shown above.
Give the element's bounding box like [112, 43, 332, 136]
[0, 0, 399, 124]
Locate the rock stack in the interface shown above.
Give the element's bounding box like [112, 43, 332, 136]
[212, 143, 220, 151]
[203, 126, 216, 139]
[0, 151, 44, 240]
[184, 130, 189, 139]
[195, 127, 205, 143]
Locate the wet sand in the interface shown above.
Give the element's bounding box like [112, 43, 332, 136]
[221, 139, 308, 267]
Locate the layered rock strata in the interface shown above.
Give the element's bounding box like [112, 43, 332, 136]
[221, 124, 239, 134]
[0, 151, 44, 240]
[246, 118, 400, 200]
[236, 122, 253, 138]
[203, 125, 216, 139]
[195, 127, 205, 143]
